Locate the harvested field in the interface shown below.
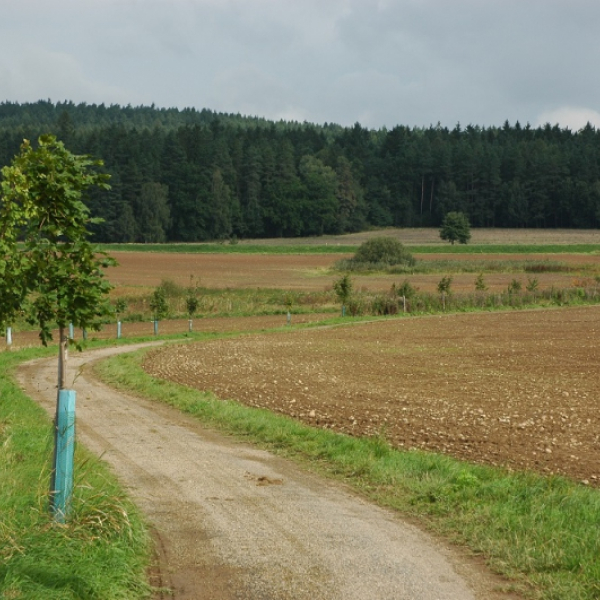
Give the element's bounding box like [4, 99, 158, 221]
[144, 305, 600, 486]
[108, 250, 599, 293]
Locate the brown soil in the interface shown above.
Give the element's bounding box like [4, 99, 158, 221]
[17, 345, 511, 600]
[144, 305, 600, 486]
[107, 250, 599, 294]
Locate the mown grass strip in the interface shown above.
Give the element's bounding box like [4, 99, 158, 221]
[99, 243, 357, 254]
[0, 347, 153, 600]
[96, 343, 600, 600]
[99, 242, 600, 255]
[410, 243, 600, 254]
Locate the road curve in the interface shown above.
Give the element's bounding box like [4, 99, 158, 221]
[17, 344, 502, 600]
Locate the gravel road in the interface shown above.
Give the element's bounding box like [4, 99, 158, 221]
[17, 344, 507, 600]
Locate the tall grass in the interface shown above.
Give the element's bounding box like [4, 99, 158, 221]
[0, 348, 153, 600]
[351, 282, 600, 317]
[336, 257, 593, 275]
[118, 281, 337, 323]
[96, 346, 600, 600]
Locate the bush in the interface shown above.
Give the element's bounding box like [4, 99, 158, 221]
[347, 297, 366, 316]
[354, 236, 415, 266]
[341, 237, 416, 271]
[393, 280, 417, 298]
[371, 295, 399, 315]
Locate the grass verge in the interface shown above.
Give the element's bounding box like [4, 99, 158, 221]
[99, 242, 600, 255]
[0, 347, 153, 600]
[96, 342, 600, 600]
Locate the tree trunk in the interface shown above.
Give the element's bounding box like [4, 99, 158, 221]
[58, 327, 68, 390]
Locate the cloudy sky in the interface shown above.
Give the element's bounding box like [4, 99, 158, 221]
[2, 0, 599, 130]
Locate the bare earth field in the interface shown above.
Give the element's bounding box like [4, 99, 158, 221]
[108, 250, 599, 294]
[144, 306, 600, 486]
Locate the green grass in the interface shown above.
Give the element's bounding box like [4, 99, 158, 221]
[410, 244, 600, 254]
[0, 347, 153, 600]
[96, 342, 600, 600]
[99, 242, 357, 254]
[99, 242, 600, 255]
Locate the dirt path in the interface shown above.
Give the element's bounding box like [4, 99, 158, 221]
[18, 344, 511, 600]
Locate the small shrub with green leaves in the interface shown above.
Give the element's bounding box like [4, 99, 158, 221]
[437, 276, 453, 295]
[347, 297, 366, 316]
[526, 277, 539, 293]
[393, 280, 417, 298]
[474, 273, 487, 292]
[351, 237, 416, 268]
[333, 274, 353, 305]
[371, 295, 399, 315]
[508, 279, 522, 295]
[150, 287, 169, 321]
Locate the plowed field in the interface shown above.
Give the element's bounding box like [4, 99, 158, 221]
[144, 306, 600, 486]
[108, 250, 599, 293]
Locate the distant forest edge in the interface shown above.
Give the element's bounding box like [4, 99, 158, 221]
[1, 100, 600, 243]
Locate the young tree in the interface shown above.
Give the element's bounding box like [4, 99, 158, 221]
[333, 274, 353, 316]
[0, 135, 115, 520]
[150, 286, 169, 334]
[185, 276, 200, 331]
[439, 211, 471, 245]
[474, 273, 487, 292]
[437, 275, 452, 310]
[0, 135, 114, 381]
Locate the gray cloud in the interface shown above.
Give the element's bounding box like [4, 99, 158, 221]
[2, 0, 599, 129]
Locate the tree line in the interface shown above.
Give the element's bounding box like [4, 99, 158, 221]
[1, 100, 600, 242]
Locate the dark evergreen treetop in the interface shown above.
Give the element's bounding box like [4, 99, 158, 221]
[1, 101, 599, 242]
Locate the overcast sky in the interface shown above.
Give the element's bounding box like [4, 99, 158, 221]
[2, 0, 599, 131]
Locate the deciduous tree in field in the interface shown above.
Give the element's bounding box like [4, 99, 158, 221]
[0, 135, 115, 519]
[439, 211, 471, 245]
[0, 135, 115, 372]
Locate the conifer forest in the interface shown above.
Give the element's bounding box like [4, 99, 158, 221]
[1, 100, 599, 242]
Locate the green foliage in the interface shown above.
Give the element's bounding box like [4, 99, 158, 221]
[346, 237, 416, 270]
[526, 276, 539, 293]
[333, 274, 353, 306]
[437, 276, 453, 295]
[439, 212, 471, 245]
[392, 280, 417, 298]
[2, 102, 600, 240]
[0, 348, 152, 599]
[114, 298, 128, 316]
[149, 287, 169, 321]
[508, 278, 522, 294]
[474, 273, 487, 291]
[0, 135, 115, 346]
